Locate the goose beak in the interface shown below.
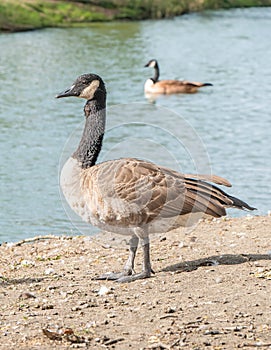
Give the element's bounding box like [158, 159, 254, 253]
[144, 63, 149, 67]
[56, 84, 76, 98]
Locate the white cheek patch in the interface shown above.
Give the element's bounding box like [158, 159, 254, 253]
[80, 79, 100, 99]
[150, 61, 156, 68]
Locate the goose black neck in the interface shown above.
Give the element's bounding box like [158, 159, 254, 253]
[73, 96, 106, 169]
[153, 64, 160, 82]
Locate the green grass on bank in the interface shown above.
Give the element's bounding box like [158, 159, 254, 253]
[0, 1, 109, 31]
[1, 0, 271, 32]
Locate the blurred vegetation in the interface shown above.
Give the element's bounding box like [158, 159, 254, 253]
[1, 0, 271, 32]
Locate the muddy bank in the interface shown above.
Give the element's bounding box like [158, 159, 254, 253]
[0, 215, 271, 349]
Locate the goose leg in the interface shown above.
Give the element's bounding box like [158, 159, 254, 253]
[94, 235, 139, 280]
[116, 236, 154, 283]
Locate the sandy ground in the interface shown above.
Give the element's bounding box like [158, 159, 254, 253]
[0, 215, 271, 350]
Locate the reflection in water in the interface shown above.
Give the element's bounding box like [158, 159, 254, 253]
[0, 8, 270, 242]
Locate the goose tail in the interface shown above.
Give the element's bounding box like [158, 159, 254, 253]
[227, 195, 257, 211]
[202, 82, 213, 87]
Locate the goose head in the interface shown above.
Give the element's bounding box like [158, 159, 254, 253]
[144, 59, 158, 69]
[56, 73, 106, 101]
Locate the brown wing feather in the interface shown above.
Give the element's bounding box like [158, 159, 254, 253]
[182, 190, 226, 217]
[184, 179, 233, 206]
[80, 158, 252, 228]
[157, 80, 203, 88]
[81, 158, 186, 225]
[155, 80, 197, 93]
[184, 174, 232, 187]
[153, 165, 236, 217]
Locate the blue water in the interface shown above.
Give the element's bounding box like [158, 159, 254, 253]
[0, 8, 270, 242]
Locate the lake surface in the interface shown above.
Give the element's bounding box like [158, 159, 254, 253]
[1, 8, 270, 242]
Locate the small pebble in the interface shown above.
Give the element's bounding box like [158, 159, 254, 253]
[44, 268, 55, 275]
[19, 292, 36, 299]
[98, 285, 110, 296]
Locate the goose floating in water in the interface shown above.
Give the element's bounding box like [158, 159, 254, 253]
[144, 59, 213, 94]
[57, 73, 255, 282]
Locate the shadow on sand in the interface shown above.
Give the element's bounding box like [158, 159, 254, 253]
[162, 253, 271, 273]
[0, 277, 45, 286]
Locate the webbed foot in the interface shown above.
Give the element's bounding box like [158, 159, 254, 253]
[94, 270, 132, 281]
[116, 269, 154, 283]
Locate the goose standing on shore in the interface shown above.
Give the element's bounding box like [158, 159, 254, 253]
[144, 59, 213, 94]
[57, 73, 255, 283]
